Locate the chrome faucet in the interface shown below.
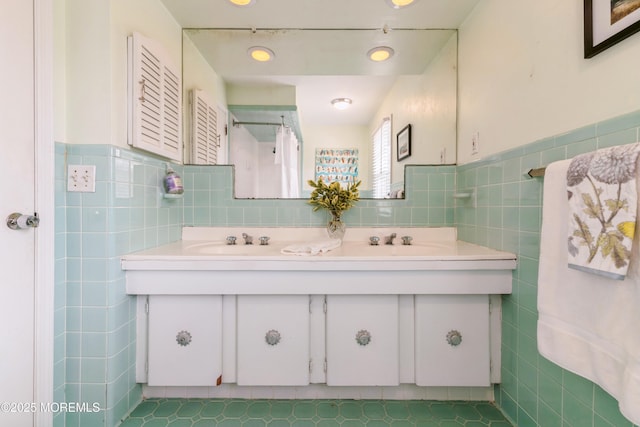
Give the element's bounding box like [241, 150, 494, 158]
[226, 236, 237, 245]
[385, 233, 397, 245]
[242, 233, 253, 245]
[259, 236, 270, 246]
[401, 236, 413, 245]
[369, 236, 380, 246]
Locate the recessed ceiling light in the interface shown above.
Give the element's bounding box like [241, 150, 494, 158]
[331, 98, 353, 110]
[367, 46, 395, 62]
[229, 0, 256, 6]
[385, 0, 417, 9]
[247, 46, 275, 62]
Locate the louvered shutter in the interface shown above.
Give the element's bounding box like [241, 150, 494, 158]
[190, 89, 219, 165]
[128, 32, 182, 162]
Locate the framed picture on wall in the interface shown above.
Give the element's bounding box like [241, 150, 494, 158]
[397, 124, 411, 161]
[584, 0, 640, 58]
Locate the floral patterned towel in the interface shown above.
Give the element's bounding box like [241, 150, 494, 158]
[567, 143, 640, 279]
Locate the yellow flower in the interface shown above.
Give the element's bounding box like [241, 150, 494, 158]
[617, 221, 635, 239]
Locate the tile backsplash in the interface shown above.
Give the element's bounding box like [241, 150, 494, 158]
[455, 109, 640, 427]
[54, 109, 640, 427]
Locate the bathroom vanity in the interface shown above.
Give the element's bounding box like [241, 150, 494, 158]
[122, 227, 516, 397]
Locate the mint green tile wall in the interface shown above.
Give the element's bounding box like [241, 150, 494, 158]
[181, 164, 456, 227]
[54, 143, 67, 427]
[57, 144, 183, 427]
[55, 150, 454, 427]
[455, 110, 640, 427]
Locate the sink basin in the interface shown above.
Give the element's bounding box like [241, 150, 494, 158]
[122, 227, 517, 294]
[184, 241, 280, 255]
[336, 241, 454, 257]
[182, 240, 457, 258]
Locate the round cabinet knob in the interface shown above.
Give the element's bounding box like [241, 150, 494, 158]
[446, 330, 462, 346]
[176, 330, 192, 347]
[355, 329, 372, 346]
[265, 329, 281, 346]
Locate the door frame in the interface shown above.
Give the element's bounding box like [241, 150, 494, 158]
[33, 0, 55, 425]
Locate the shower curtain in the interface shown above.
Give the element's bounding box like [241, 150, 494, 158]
[274, 126, 300, 198]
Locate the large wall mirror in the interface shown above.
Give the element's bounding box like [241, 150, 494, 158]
[182, 27, 458, 199]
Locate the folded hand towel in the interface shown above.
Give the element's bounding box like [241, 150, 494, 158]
[281, 239, 341, 256]
[538, 157, 640, 425]
[567, 143, 640, 279]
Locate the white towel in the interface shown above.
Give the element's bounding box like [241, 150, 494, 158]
[567, 143, 640, 279]
[281, 239, 341, 256]
[538, 158, 640, 425]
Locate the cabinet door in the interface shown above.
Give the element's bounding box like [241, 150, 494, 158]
[148, 295, 223, 386]
[237, 295, 310, 386]
[326, 295, 399, 386]
[415, 295, 490, 386]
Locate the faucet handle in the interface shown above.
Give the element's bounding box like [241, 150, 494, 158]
[369, 236, 380, 246]
[385, 233, 397, 245]
[226, 236, 237, 245]
[242, 233, 253, 245]
[401, 236, 413, 245]
[259, 236, 270, 245]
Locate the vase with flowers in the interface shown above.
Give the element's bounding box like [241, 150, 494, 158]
[308, 178, 361, 240]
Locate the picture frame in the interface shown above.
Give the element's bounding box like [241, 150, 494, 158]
[396, 124, 411, 161]
[584, 0, 640, 58]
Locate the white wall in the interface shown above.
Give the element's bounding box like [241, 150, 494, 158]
[457, 0, 640, 165]
[370, 33, 458, 183]
[227, 85, 296, 106]
[229, 119, 260, 198]
[59, 0, 182, 147]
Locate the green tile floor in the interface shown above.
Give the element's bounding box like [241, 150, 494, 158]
[119, 399, 514, 426]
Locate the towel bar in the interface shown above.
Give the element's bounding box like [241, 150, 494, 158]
[527, 167, 546, 178]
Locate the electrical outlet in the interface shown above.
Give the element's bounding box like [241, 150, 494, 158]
[67, 165, 96, 192]
[471, 132, 480, 155]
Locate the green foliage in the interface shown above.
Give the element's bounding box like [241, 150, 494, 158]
[307, 178, 361, 216]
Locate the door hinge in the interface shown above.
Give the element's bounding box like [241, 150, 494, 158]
[309, 359, 313, 373]
[145, 296, 149, 314]
[323, 297, 327, 314]
[323, 358, 327, 373]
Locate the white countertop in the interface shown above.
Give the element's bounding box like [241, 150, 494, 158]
[121, 227, 517, 272]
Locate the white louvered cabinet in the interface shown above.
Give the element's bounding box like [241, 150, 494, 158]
[128, 32, 182, 162]
[190, 89, 220, 165]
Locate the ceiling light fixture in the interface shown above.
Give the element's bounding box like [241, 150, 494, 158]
[247, 46, 275, 62]
[367, 46, 395, 62]
[385, 0, 417, 9]
[229, 0, 256, 6]
[331, 98, 352, 110]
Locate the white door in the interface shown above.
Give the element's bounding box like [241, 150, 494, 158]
[325, 295, 400, 386]
[236, 295, 310, 386]
[0, 1, 38, 426]
[147, 296, 223, 386]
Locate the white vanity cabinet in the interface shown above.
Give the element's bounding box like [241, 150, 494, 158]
[325, 295, 399, 386]
[415, 295, 490, 386]
[123, 226, 517, 395]
[147, 295, 223, 386]
[236, 295, 310, 386]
